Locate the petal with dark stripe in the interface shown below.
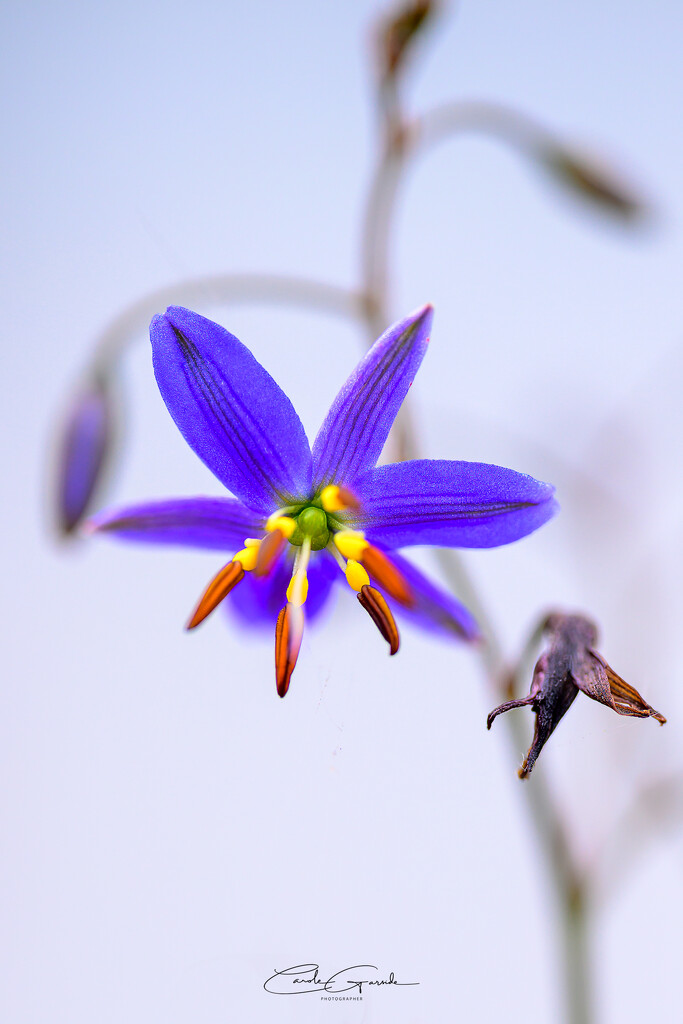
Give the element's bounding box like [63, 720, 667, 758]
[152, 307, 312, 514]
[311, 305, 432, 489]
[87, 496, 263, 549]
[353, 459, 558, 549]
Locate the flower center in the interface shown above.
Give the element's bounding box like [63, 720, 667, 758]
[289, 505, 330, 550]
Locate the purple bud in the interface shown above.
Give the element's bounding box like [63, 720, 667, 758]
[56, 374, 114, 536]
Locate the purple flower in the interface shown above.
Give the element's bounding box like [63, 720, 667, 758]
[88, 305, 558, 696]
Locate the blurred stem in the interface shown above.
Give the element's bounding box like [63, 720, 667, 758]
[592, 770, 683, 907]
[564, 884, 592, 1024]
[360, 88, 593, 1024]
[91, 273, 362, 374]
[415, 98, 554, 158]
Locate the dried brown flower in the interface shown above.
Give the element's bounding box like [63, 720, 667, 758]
[488, 613, 665, 778]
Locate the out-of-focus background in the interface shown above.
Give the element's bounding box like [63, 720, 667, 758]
[3, 1, 682, 1020]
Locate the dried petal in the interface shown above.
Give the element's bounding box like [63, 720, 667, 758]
[580, 650, 666, 724]
[487, 613, 665, 777]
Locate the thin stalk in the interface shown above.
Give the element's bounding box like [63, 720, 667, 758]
[91, 273, 362, 374]
[564, 883, 592, 1024]
[415, 98, 554, 158]
[359, 89, 593, 1024]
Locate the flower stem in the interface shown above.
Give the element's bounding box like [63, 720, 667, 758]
[563, 883, 592, 1024]
[91, 273, 362, 374]
[360, 78, 594, 1024]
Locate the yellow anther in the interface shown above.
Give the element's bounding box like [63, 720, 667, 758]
[233, 545, 259, 571]
[321, 485, 345, 512]
[321, 484, 361, 513]
[345, 559, 370, 592]
[266, 515, 296, 538]
[286, 572, 309, 606]
[244, 537, 262, 547]
[334, 531, 368, 561]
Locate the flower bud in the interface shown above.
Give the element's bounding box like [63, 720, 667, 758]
[539, 143, 648, 221]
[376, 0, 438, 83]
[55, 372, 114, 536]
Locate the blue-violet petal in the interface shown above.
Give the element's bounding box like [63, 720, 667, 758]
[354, 459, 558, 548]
[374, 549, 480, 641]
[311, 305, 432, 489]
[152, 307, 312, 514]
[88, 496, 263, 550]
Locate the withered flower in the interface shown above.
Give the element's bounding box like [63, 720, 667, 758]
[488, 613, 666, 778]
[376, 0, 437, 84]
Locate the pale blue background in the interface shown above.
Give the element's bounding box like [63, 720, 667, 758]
[3, 1, 682, 1021]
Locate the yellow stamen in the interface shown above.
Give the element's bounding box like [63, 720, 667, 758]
[361, 545, 414, 607]
[255, 528, 286, 576]
[286, 573, 309, 604]
[333, 532, 413, 606]
[345, 559, 370, 592]
[266, 514, 296, 538]
[320, 485, 360, 514]
[320, 485, 345, 512]
[287, 535, 311, 607]
[334, 530, 368, 561]
[233, 545, 259, 571]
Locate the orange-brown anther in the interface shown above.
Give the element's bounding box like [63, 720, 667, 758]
[357, 585, 400, 655]
[186, 560, 244, 629]
[275, 603, 304, 697]
[337, 486, 362, 512]
[255, 528, 286, 577]
[362, 545, 414, 607]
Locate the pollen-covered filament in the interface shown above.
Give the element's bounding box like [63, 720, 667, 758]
[345, 558, 370, 592]
[320, 484, 361, 513]
[286, 535, 311, 606]
[186, 508, 411, 695]
[186, 516, 301, 632]
[333, 530, 414, 607]
[256, 515, 295, 576]
[334, 548, 401, 656]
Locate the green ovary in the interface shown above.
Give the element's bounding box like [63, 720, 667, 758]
[290, 505, 330, 550]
